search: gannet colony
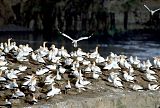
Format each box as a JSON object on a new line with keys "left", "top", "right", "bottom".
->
{"left": 0, "top": 38, "right": 159, "bottom": 107}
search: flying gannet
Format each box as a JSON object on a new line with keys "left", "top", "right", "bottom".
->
{"left": 144, "top": 4, "right": 160, "bottom": 15}
{"left": 58, "top": 29, "right": 93, "bottom": 47}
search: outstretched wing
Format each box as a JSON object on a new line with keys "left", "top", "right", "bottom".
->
{"left": 77, "top": 33, "right": 93, "bottom": 41}
{"left": 58, "top": 30, "right": 73, "bottom": 41}
{"left": 154, "top": 8, "right": 160, "bottom": 13}
{"left": 88, "top": 33, "right": 94, "bottom": 38}
{"left": 144, "top": 4, "right": 151, "bottom": 12}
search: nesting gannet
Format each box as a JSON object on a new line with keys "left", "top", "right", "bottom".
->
{"left": 103, "top": 62, "right": 112, "bottom": 70}
{"left": 89, "top": 46, "right": 99, "bottom": 59}
{"left": 14, "top": 88, "right": 25, "bottom": 97}
{"left": 64, "top": 58, "right": 73, "bottom": 66}
{"left": 124, "top": 60, "right": 132, "bottom": 69}
{"left": 18, "top": 65, "right": 27, "bottom": 71}
{"left": 148, "top": 83, "right": 160, "bottom": 91}
{"left": 5, "top": 70, "right": 18, "bottom": 80}
{"left": 0, "top": 66, "right": 8, "bottom": 71}
{"left": 75, "top": 77, "right": 86, "bottom": 91}
{"left": 58, "top": 65, "right": 66, "bottom": 74}
{"left": 65, "top": 80, "right": 71, "bottom": 90}
{"left": 153, "top": 57, "right": 160, "bottom": 68}
{"left": 44, "top": 74, "right": 56, "bottom": 85}
{"left": 82, "top": 60, "right": 91, "bottom": 66}
{"left": 55, "top": 70, "right": 62, "bottom": 81}
{"left": 76, "top": 56, "right": 84, "bottom": 62}
{"left": 76, "top": 48, "right": 87, "bottom": 57}
{"left": 71, "top": 67, "right": 80, "bottom": 77}
{"left": 58, "top": 46, "right": 70, "bottom": 58}
{"left": 130, "top": 84, "right": 143, "bottom": 91}
{"left": 129, "top": 67, "right": 134, "bottom": 76}
{"left": 28, "top": 77, "right": 37, "bottom": 92}
{"left": 113, "top": 77, "right": 123, "bottom": 88}
{"left": 46, "top": 64, "right": 57, "bottom": 71}
{"left": 144, "top": 4, "right": 160, "bottom": 16}
{"left": 0, "top": 59, "right": 7, "bottom": 66}
{"left": 129, "top": 56, "right": 134, "bottom": 64}
{"left": 146, "top": 67, "right": 155, "bottom": 75}
{"left": 36, "top": 54, "right": 45, "bottom": 63}
{"left": 47, "top": 83, "right": 61, "bottom": 98}
{"left": 79, "top": 77, "right": 91, "bottom": 86}
{"left": 50, "top": 44, "right": 58, "bottom": 56}
{"left": 0, "top": 43, "right": 4, "bottom": 50}
{"left": 4, "top": 43, "right": 9, "bottom": 53}
{"left": 92, "top": 71, "right": 99, "bottom": 79}
{"left": 123, "top": 71, "right": 134, "bottom": 82}
{"left": 5, "top": 79, "right": 18, "bottom": 89}
{"left": 84, "top": 63, "right": 92, "bottom": 73}
{"left": 145, "top": 72, "right": 157, "bottom": 82}
{"left": 145, "top": 59, "right": 152, "bottom": 68}
{"left": 91, "top": 62, "right": 101, "bottom": 73}
{"left": 95, "top": 54, "right": 105, "bottom": 63}
{"left": 36, "top": 68, "right": 49, "bottom": 75}
{"left": 107, "top": 72, "right": 121, "bottom": 83}
{"left": 133, "top": 56, "right": 140, "bottom": 65}
{"left": 59, "top": 30, "right": 93, "bottom": 47}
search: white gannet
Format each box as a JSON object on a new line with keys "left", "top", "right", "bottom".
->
{"left": 84, "top": 63, "right": 92, "bottom": 73}
{"left": 95, "top": 54, "right": 105, "bottom": 63}
{"left": 28, "top": 77, "right": 37, "bottom": 92}
{"left": 148, "top": 83, "right": 160, "bottom": 91}
{"left": 50, "top": 44, "right": 58, "bottom": 56}
{"left": 89, "top": 46, "right": 99, "bottom": 59}
{"left": 36, "top": 68, "right": 49, "bottom": 75}
{"left": 0, "top": 59, "right": 7, "bottom": 66}
{"left": 58, "top": 46, "right": 70, "bottom": 58}
{"left": 145, "top": 72, "right": 157, "bottom": 82}
{"left": 92, "top": 71, "right": 99, "bottom": 79}
{"left": 91, "top": 62, "right": 101, "bottom": 73}
{"left": 130, "top": 84, "right": 143, "bottom": 91}
{"left": 5, "top": 79, "right": 18, "bottom": 89}
{"left": 79, "top": 77, "right": 91, "bottom": 86}
{"left": 64, "top": 58, "right": 73, "bottom": 66}
{"left": 65, "top": 80, "right": 71, "bottom": 90}
{"left": 59, "top": 30, "right": 93, "bottom": 47}
{"left": 146, "top": 67, "right": 155, "bottom": 75}
{"left": 5, "top": 70, "right": 18, "bottom": 80}
{"left": 103, "top": 62, "right": 112, "bottom": 70}
{"left": 44, "top": 74, "right": 56, "bottom": 85}
{"left": 76, "top": 48, "right": 87, "bottom": 56}
{"left": 55, "top": 70, "right": 62, "bottom": 81}
{"left": 113, "top": 77, "right": 123, "bottom": 88}
{"left": 14, "top": 88, "right": 25, "bottom": 97}
{"left": 46, "top": 64, "right": 57, "bottom": 71}
{"left": 123, "top": 71, "right": 134, "bottom": 82}
{"left": 107, "top": 72, "right": 121, "bottom": 83}
{"left": 18, "top": 65, "right": 27, "bottom": 71}
{"left": 145, "top": 59, "right": 152, "bottom": 68}
{"left": 47, "top": 83, "right": 61, "bottom": 98}
{"left": 75, "top": 77, "right": 86, "bottom": 91}
{"left": 144, "top": 4, "right": 160, "bottom": 16}
{"left": 58, "top": 65, "right": 66, "bottom": 74}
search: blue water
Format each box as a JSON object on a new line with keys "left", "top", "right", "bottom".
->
{"left": 0, "top": 32, "right": 160, "bottom": 60}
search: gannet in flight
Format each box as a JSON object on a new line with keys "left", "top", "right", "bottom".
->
{"left": 58, "top": 29, "right": 93, "bottom": 47}
{"left": 144, "top": 4, "right": 160, "bottom": 15}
